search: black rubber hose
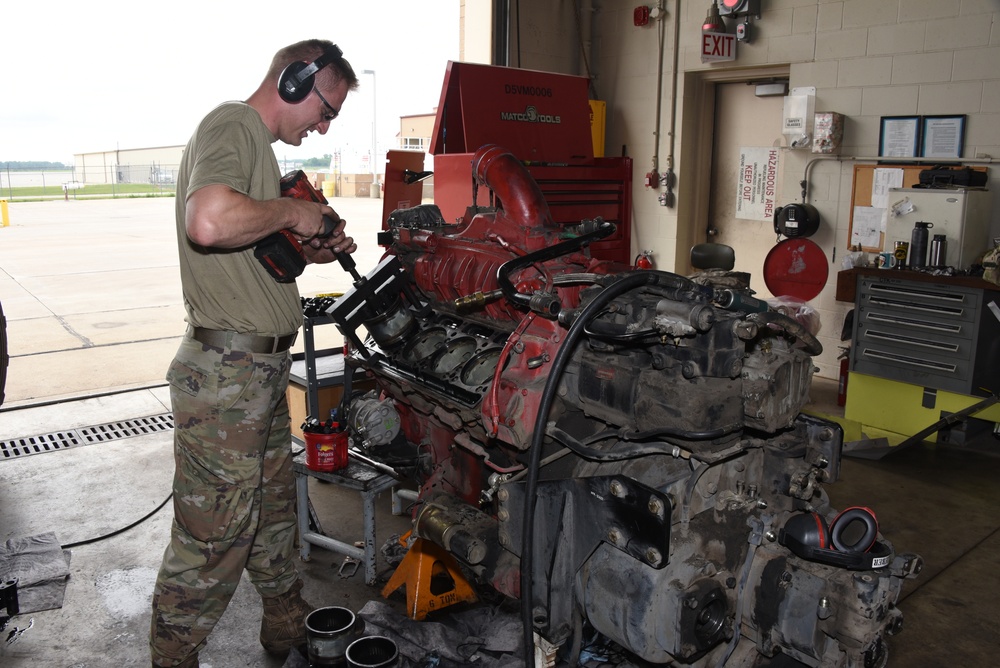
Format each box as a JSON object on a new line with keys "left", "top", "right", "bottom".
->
{"left": 62, "top": 493, "right": 173, "bottom": 548}
{"left": 746, "top": 310, "right": 823, "bottom": 356}
{"left": 550, "top": 427, "right": 689, "bottom": 461}
{"left": 497, "top": 221, "right": 617, "bottom": 312}
{"left": 519, "top": 270, "right": 660, "bottom": 668}
{"left": 585, "top": 422, "right": 740, "bottom": 444}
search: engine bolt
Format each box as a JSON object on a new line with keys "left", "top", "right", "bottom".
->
{"left": 645, "top": 547, "right": 662, "bottom": 565}
{"left": 765, "top": 531, "right": 776, "bottom": 542}
{"left": 497, "top": 509, "right": 509, "bottom": 522}
{"left": 608, "top": 528, "right": 622, "bottom": 545}
{"left": 499, "top": 532, "right": 509, "bottom": 546}
{"left": 818, "top": 597, "right": 832, "bottom": 620}
{"left": 497, "top": 488, "right": 509, "bottom": 501}
{"left": 648, "top": 497, "right": 664, "bottom": 516}
{"left": 757, "top": 500, "right": 768, "bottom": 509}
{"left": 610, "top": 480, "right": 626, "bottom": 498}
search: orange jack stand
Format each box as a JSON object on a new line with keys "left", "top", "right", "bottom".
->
{"left": 381, "top": 537, "right": 478, "bottom": 620}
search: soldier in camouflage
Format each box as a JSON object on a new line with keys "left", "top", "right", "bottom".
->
{"left": 149, "top": 40, "right": 359, "bottom": 668}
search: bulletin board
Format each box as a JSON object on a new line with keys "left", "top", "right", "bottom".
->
{"left": 847, "top": 164, "right": 988, "bottom": 251}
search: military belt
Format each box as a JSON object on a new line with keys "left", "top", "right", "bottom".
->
{"left": 190, "top": 327, "right": 297, "bottom": 354}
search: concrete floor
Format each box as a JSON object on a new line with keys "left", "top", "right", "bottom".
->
{"left": 1, "top": 199, "right": 998, "bottom": 667}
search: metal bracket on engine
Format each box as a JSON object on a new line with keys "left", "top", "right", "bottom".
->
{"left": 498, "top": 476, "right": 671, "bottom": 639}
{"left": 499, "top": 475, "right": 671, "bottom": 569}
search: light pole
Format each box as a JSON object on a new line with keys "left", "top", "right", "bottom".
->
{"left": 362, "top": 69, "right": 377, "bottom": 179}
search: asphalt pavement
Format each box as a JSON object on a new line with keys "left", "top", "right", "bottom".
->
{"left": 0, "top": 195, "right": 390, "bottom": 410}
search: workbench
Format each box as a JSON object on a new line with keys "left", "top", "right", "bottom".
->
{"left": 293, "top": 453, "right": 401, "bottom": 585}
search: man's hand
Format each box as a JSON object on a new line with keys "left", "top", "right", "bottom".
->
{"left": 302, "top": 215, "right": 356, "bottom": 264}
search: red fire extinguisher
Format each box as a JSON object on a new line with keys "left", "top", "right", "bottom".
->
{"left": 837, "top": 347, "right": 850, "bottom": 407}
{"left": 635, "top": 250, "right": 654, "bottom": 270}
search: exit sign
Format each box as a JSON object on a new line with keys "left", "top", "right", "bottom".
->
{"left": 701, "top": 31, "right": 736, "bottom": 63}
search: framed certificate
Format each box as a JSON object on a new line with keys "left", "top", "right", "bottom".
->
{"left": 878, "top": 116, "right": 920, "bottom": 158}
{"left": 920, "top": 115, "right": 966, "bottom": 158}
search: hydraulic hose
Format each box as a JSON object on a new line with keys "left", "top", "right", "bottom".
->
{"left": 496, "top": 220, "right": 617, "bottom": 315}
{"left": 745, "top": 310, "right": 823, "bottom": 356}
{"left": 520, "top": 270, "right": 667, "bottom": 668}
{"left": 550, "top": 426, "right": 693, "bottom": 461}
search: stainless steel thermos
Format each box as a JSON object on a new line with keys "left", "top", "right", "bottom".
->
{"left": 909, "top": 221, "right": 933, "bottom": 269}
{"left": 930, "top": 234, "right": 946, "bottom": 267}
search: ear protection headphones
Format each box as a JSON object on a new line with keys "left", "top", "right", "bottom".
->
{"left": 783, "top": 506, "right": 878, "bottom": 554}
{"left": 779, "top": 506, "right": 881, "bottom": 570}
{"left": 828, "top": 506, "right": 879, "bottom": 553}
{"left": 278, "top": 44, "right": 343, "bottom": 103}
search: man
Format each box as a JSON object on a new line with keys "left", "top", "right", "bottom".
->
{"left": 150, "top": 39, "right": 359, "bottom": 668}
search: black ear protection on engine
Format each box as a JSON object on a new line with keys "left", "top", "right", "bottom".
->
{"left": 779, "top": 506, "right": 884, "bottom": 570}
{"left": 278, "top": 44, "right": 343, "bottom": 103}
{"left": 829, "top": 506, "right": 879, "bottom": 553}
{"left": 781, "top": 511, "right": 831, "bottom": 550}
{"left": 781, "top": 506, "right": 878, "bottom": 555}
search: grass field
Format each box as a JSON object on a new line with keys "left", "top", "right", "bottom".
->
{"left": 1, "top": 182, "right": 176, "bottom": 201}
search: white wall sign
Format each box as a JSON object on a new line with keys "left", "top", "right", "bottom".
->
{"left": 735, "top": 147, "right": 780, "bottom": 221}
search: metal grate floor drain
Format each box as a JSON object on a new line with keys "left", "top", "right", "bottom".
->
{"left": 1, "top": 413, "right": 174, "bottom": 460}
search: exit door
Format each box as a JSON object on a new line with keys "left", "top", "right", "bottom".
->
{"left": 707, "top": 82, "right": 784, "bottom": 297}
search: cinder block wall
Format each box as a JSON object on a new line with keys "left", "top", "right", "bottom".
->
{"left": 515, "top": 0, "right": 1000, "bottom": 380}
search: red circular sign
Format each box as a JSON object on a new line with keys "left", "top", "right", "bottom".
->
{"left": 763, "top": 238, "right": 829, "bottom": 301}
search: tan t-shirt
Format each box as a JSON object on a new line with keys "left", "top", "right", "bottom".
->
{"left": 175, "top": 102, "right": 301, "bottom": 337}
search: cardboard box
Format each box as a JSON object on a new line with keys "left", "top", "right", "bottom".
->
{"left": 287, "top": 377, "right": 375, "bottom": 441}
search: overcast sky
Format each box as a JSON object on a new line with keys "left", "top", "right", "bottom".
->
{"left": 1, "top": 1, "right": 461, "bottom": 164}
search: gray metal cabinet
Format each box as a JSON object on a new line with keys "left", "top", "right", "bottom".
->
{"left": 851, "top": 274, "right": 1000, "bottom": 397}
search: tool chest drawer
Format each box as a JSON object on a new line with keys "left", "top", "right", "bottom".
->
{"left": 851, "top": 275, "right": 1000, "bottom": 396}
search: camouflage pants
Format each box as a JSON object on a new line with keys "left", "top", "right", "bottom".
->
{"left": 150, "top": 334, "right": 299, "bottom": 666}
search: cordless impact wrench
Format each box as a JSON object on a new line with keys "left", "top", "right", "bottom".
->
{"left": 254, "top": 170, "right": 361, "bottom": 282}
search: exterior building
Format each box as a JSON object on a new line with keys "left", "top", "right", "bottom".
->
{"left": 74, "top": 146, "right": 184, "bottom": 185}
{"left": 399, "top": 111, "right": 436, "bottom": 153}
